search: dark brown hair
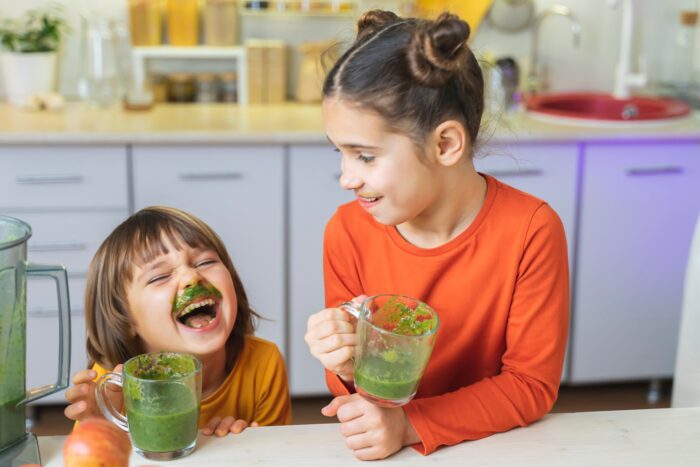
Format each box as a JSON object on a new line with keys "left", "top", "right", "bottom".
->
{"left": 85, "top": 206, "right": 259, "bottom": 371}
{"left": 324, "top": 10, "right": 484, "bottom": 151}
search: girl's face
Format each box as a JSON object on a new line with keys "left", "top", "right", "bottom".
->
{"left": 323, "top": 97, "right": 441, "bottom": 226}
{"left": 126, "top": 237, "right": 237, "bottom": 360}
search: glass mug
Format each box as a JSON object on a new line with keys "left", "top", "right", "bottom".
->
{"left": 340, "top": 294, "right": 439, "bottom": 407}
{"left": 96, "top": 352, "right": 202, "bottom": 460}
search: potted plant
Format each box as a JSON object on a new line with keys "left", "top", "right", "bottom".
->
{"left": 0, "top": 7, "right": 66, "bottom": 105}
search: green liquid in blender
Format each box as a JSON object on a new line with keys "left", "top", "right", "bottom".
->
{"left": 0, "top": 268, "right": 27, "bottom": 450}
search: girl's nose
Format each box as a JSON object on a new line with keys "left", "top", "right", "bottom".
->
{"left": 339, "top": 170, "right": 362, "bottom": 191}
{"left": 182, "top": 269, "right": 203, "bottom": 289}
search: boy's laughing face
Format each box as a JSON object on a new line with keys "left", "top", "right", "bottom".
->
{"left": 126, "top": 236, "right": 237, "bottom": 359}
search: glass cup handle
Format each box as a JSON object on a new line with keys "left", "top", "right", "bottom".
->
{"left": 338, "top": 301, "right": 361, "bottom": 319}
{"left": 95, "top": 372, "right": 129, "bottom": 432}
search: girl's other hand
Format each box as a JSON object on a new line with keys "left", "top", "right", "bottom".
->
{"left": 64, "top": 365, "right": 124, "bottom": 422}
{"left": 321, "top": 394, "right": 420, "bottom": 460}
{"left": 304, "top": 296, "right": 364, "bottom": 382}
{"left": 201, "top": 417, "right": 259, "bottom": 436}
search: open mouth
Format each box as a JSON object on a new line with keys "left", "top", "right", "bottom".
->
{"left": 175, "top": 298, "right": 218, "bottom": 329}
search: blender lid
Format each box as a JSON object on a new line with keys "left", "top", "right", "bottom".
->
{"left": 0, "top": 215, "right": 32, "bottom": 251}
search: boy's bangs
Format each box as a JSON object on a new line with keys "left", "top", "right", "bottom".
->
{"left": 129, "top": 216, "right": 216, "bottom": 267}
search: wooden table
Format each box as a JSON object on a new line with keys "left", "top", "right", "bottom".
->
{"left": 39, "top": 408, "right": 700, "bottom": 466}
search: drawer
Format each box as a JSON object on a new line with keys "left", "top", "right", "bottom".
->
{"left": 0, "top": 146, "right": 128, "bottom": 210}
{"left": 27, "top": 276, "right": 87, "bottom": 315}
{"left": 5, "top": 211, "right": 128, "bottom": 275}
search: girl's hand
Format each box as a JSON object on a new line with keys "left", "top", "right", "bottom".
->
{"left": 304, "top": 296, "right": 364, "bottom": 382}
{"left": 321, "top": 394, "right": 420, "bottom": 461}
{"left": 64, "top": 365, "right": 124, "bottom": 422}
{"left": 201, "top": 417, "right": 259, "bottom": 436}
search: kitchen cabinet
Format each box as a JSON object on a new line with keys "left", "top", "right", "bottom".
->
{"left": 132, "top": 145, "right": 286, "bottom": 354}
{"left": 571, "top": 142, "right": 700, "bottom": 383}
{"left": 475, "top": 143, "right": 579, "bottom": 382}
{"left": 288, "top": 145, "right": 354, "bottom": 395}
{"left": 0, "top": 145, "right": 129, "bottom": 403}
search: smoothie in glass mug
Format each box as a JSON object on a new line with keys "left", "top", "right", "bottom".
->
{"left": 340, "top": 294, "right": 439, "bottom": 407}
{"left": 96, "top": 352, "right": 202, "bottom": 460}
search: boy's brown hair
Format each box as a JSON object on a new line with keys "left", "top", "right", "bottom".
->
{"left": 85, "top": 206, "right": 259, "bottom": 370}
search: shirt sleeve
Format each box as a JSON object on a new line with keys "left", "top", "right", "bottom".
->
{"left": 403, "top": 204, "right": 570, "bottom": 454}
{"left": 253, "top": 344, "right": 293, "bottom": 426}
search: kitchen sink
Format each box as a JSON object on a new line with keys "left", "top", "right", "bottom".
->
{"left": 525, "top": 92, "right": 692, "bottom": 126}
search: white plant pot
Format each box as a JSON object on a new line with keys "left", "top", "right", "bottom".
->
{"left": 0, "top": 52, "right": 57, "bottom": 106}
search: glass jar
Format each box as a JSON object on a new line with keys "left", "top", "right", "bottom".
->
{"left": 152, "top": 74, "right": 169, "bottom": 102}
{"left": 204, "top": 0, "right": 238, "bottom": 46}
{"left": 219, "top": 71, "right": 238, "bottom": 102}
{"left": 195, "top": 73, "right": 220, "bottom": 102}
{"left": 128, "top": 0, "right": 162, "bottom": 46}
{"left": 167, "top": 0, "right": 200, "bottom": 46}
{"left": 167, "top": 73, "right": 196, "bottom": 102}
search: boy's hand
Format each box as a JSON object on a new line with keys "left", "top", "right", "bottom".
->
{"left": 304, "top": 296, "right": 364, "bottom": 382}
{"left": 201, "top": 417, "right": 259, "bottom": 436}
{"left": 64, "top": 365, "right": 124, "bottom": 422}
{"left": 322, "top": 394, "right": 420, "bottom": 461}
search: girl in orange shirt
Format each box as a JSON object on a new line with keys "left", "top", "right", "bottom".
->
{"left": 64, "top": 206, "right": 291, "bottom": 435}
{"left": 305, "top": 10, "right": 569, "bottom": 460}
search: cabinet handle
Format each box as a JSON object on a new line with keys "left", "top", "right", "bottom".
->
{"left": 486, "top": 168, "right": 544, "bottom": 178}
{"left": 16, "top": 174, "right": 84, "bottom": 185}
{"left": 625, "top": 166, "right": 684, "bottom": 176}
{"left": 29, "top": 241, "right": 87, "bottom": 252}
{"left": 178, "top": 172, "right": 244, "bottom": 181}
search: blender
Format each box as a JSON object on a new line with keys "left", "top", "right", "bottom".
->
{"left": 0, "top": 215, "right": 70, "bottom": 466}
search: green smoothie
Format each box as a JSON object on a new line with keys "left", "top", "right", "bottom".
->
{"left": 123, "top": 353, "right": 201, "bottom": 453}
{"left": 0, "top": 266, "right": 27, "bottom": 449}
{"left": 354, "top": 355, "right": 422, "bottom": 401}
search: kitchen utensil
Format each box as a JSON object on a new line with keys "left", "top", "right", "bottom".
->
{"left": 340, "top": 294, "right": 439, "bottom": 407}
{"left": 0, "top": 215, "right": 70, "bottom": 466}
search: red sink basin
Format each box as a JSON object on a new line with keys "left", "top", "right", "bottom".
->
{"left": 525, "top": 92, "right": 691, "bottom": 123}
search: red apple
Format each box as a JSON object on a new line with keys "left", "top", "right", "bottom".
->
{"left": 63, "top": 418, "right": 131, "bottom": 467}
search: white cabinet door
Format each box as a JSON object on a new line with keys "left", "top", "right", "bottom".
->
{"left": 132, "top": 145, "right": 286, "bottom": 355}
{"left": 476, "top": 143, "right": 578, "bottom": 382}
{"left": 571, "top": 142, "right": 700, "bottom": 383}
{"left": 289, "top": 145, "right": 354, "bottom": 395}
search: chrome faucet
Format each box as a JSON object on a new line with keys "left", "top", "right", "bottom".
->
{"left": 526, "top": 5, "right": 582, "bottom": 94}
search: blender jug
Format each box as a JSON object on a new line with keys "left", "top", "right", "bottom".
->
{"left": 0, "top": 215, "right": 70, "bottom": 465}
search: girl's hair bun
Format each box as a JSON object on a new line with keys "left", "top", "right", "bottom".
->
{"left": 408, "top": 12, "right": 471, "bottom": 87}
{"left": 357, "top": 9, "right": 402, "bottom": 40}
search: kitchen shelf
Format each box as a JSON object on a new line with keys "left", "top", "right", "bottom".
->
{"left": 132, "top": 46, "right": 249, "bottom": 105}
{"left": 239, "top": 0, "right": 357, "bottom": 17}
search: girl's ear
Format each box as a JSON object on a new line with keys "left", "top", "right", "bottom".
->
{"left": 433, "top": 120, "right": 469, "bottom": 167}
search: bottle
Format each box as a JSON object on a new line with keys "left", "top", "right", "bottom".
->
{"left": 672, "top": 11, "right": 697, "bottom": 88}
{"left": 167, "top": 0, "right": 200, "bottom": 46}
{"left": 219, "top": 72, "right": 238, "bottom": 102}
{"left": 167, "top": 73, "right": 196, "bottom": 102}
{"left": 195, "top": 73, "right": 220, "bottom": 102}
{"left": 204, "top": 0, "right": 239, "bottom": 46}
{"left": 128, "top": 0, "right": 162, "bottom": 46}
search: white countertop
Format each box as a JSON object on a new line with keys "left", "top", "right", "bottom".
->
{"left": 38, "top": 407, "right": 700, "bottom": 466}
{"left": 1, "top": 103, "right": 699, "bottom": 145}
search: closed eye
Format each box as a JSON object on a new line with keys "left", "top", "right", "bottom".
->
{"left": 147, "top": 274, "right": 169, "bottom": 285}
{"left": 358, "top": 154, "right": 374, "bottom": 163}
{"left": 195, "top": 259, "right": 218, "bottom": 268}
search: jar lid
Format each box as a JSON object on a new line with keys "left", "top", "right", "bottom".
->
{"left": 196, "top": 72, "right": 217, "bottom": 82}
{"left": 169, "top": 73, "right": 194, "bottom": 83}
{"left": 220, "top": 71, "right": 238, "bottom": 81}
{"left": 680, "top": 11, "right": 698, "bottom": 26}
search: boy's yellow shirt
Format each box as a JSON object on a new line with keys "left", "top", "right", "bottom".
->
{"left": 91, "top": 335, "right": 292, "bottom": 427}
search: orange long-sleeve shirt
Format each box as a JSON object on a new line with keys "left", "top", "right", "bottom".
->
{"left": 323, "top": 174, "right": 569, "bottom": 455}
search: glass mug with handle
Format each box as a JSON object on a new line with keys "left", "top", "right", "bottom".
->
{"left": 96, "top": 352, "right": 202, "bottom": 460}
{"left": 340, "top": 294, "right": 439, "bottom": 407}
